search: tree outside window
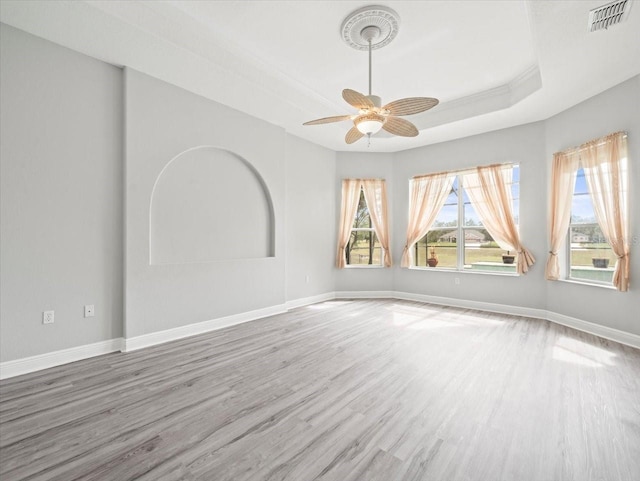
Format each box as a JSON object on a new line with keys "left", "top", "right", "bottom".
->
{"left": 346, "top": 188, "right": 382, "bottom": 266}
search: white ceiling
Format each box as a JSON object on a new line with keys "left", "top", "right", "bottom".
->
{"left": 1, "top": 0, "right": 639, "bottom": 152}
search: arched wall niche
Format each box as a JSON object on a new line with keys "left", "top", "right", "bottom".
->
{"left": 149, "top": 146, "right": 275, "bottom": 265}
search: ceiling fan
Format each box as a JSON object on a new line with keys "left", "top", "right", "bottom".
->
{"left": 303, "top": 6, "right": 439, "bottom": 145}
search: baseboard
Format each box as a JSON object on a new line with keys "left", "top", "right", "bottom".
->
{"left": 124, "top": 303, "right": 288, "bottom": 352}
{"left": 0, "top": 338, "right": 124, "bottom": 380}
{"left": 3, "top": 291, "right": 637, "bottom": 379}
{"left": 392, "top": 291, "right": 640, "bottom": 349}
{"left": 335, "top": 290, "right": 639, "bottom": 350}
{"left": 546, "top": 311, "right": 640, "bottom": 349}
{"left": 393, "top": 291, "right": 548, "bottom": 320}
{"left": 335, "top": 290, "right": 395, "bottom": 299}
{"left": 285, "top": 292, "right": 336, "bottom": 310}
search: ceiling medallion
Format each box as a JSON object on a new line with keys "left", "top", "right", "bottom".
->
{"left": 340, "top": 5, "right": 400, "bottom": 51}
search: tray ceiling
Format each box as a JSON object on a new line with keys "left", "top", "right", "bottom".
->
{"left": 1, "top": 1, "right": 638, "bottom": 152}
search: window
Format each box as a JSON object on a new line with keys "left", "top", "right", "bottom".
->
{"left": 413, "top": 165, "right": 520, "bottom": 274}
{"left": 546, "top": 131, "right": 628, "bottom": 291}
{"left": 337, "top": 179, "right": 390, "bottom": 268}
{"left": 568, "top": 168, "right": 615, "bottom": 285}
{"left": 346, "top": 187, "right": 382, "bottom": 266}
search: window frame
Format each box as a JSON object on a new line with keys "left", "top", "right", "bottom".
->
{"left": 565, "top": 168, "right": 615, "bottom": 287}
{"left": 345, "top": 187, "right": 384, "bottom": 268}
{"left": 410, "top": 164, "right": 519, "bottom": 275}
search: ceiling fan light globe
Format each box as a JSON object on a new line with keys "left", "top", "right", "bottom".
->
{"left": 355, "top": 112, "right": 385, "bottom": 135}
{"left": 356, "top": 120, "right": 383, "bottom": 135}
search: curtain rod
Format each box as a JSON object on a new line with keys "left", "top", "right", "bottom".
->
{"left": 341, "top": 178, "right": 386, "bottom": 182}
{"left": 411, "top": 161, "right": 515, "bottom": 181}
{"left": 554, "top": 131, "right": 627, "bottom": 157}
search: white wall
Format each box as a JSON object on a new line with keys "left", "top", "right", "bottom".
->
{"left": 544, "top": 75, "right": 640, "bottom": 336}
{"left": 0, "top": 26, "right": 338, "bottom": 363}
{"left": 124, "top": 68, "right": 287, "bottom": 338}
{"left": 0, "top": 24, "right": 123, "bottom": 361}
{"left": 285, "top": 134, "right": 336, "bottom": 301}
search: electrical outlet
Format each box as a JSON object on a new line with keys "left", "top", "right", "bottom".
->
{"left": 84, "top": 305, "right": 95, "bottom": 318}
{"left": 454, "top": 277, "right": 461, "bottom": 285}
{"left": 305, "top": 275, "right": 310, "bottom": 284}
{"left": 43, "top": 310, "right": 54, "bottom": 324}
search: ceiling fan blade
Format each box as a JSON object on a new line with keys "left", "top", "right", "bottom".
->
{"left": 383, "top": 116, "right": 419, "bottom": 137}
{"left": 303, "top": 115, "right": 353, "bottom": 126}
{"left": 345, "top": 126, "right": 364, "bottom": 144}
{"left": 382, "top": 97, "right": 439, "bottom": 116}
{"left": 343, "top": 89, "right": 374, "bottom": 109}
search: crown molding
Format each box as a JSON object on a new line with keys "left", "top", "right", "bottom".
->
{"left": 414, "top": 64, "right": 542, "bottom": 129}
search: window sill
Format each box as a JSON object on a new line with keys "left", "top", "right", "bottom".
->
{"left": 408, "top": 266, "right": 519, "bottom": 277}
{"left": 344, "top": 265, "right": 385, "bottom": 269}
{"left": 556, "top": 278, "right": 617, "bottom": 290}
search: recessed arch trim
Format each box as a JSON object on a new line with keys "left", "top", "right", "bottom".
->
{"left": 149, "top": 145, "right": 275, "bottom": 265}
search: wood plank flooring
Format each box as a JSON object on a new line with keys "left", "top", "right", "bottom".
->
{"left": 1, "top": 299, "right": 639, "bottom": 480}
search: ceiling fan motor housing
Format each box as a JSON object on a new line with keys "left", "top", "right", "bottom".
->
{"left": 365, "top": 95, "right": 382, "bottom": 109}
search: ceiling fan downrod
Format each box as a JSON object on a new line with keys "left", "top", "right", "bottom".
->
{"left": 360, "top": 25, "right": 381, "bottom": 97}
{"left": 368, "top": 38, "right": 372, "bottom": 96}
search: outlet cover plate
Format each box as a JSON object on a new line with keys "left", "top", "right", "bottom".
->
{"left": 84, "top": 305, "right": 95, "bottom": 317}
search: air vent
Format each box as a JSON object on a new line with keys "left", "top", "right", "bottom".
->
{"left": 588, "top": 0, "right": 632, "bottom": 32}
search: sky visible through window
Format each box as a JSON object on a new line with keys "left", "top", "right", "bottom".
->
{"left": 433, "top": 166, "right": 520, "bottom": 226}
{"left": 430, "top": 167, "right": 611, "bottom": 258}
{"left": 434, "top": 178, "right": 458, "bottom": 225}
{"left": 571, "top": 169, "right": 597, "bottom": 223}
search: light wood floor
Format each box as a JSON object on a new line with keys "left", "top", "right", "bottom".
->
{"left": 1, "top": 299, "right": 639, "bottom": 481}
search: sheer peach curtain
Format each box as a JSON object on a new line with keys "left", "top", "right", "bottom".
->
{"left": 401, "top": 173, "right": 455, "bottom": 267}
{"left": 582, "top": 132, "right": 630, "bottom": 291}
{"left": 465, "top": 165, "right": 535, "bottom": 275}
{"left": 546, "top": 151, "right": 579, "bottom": 280}
{"left": 362, "top": 179, "right": 392, "bottom": 267}
{"left": 336, "top": 179, "right": 362, "bottom": 268}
